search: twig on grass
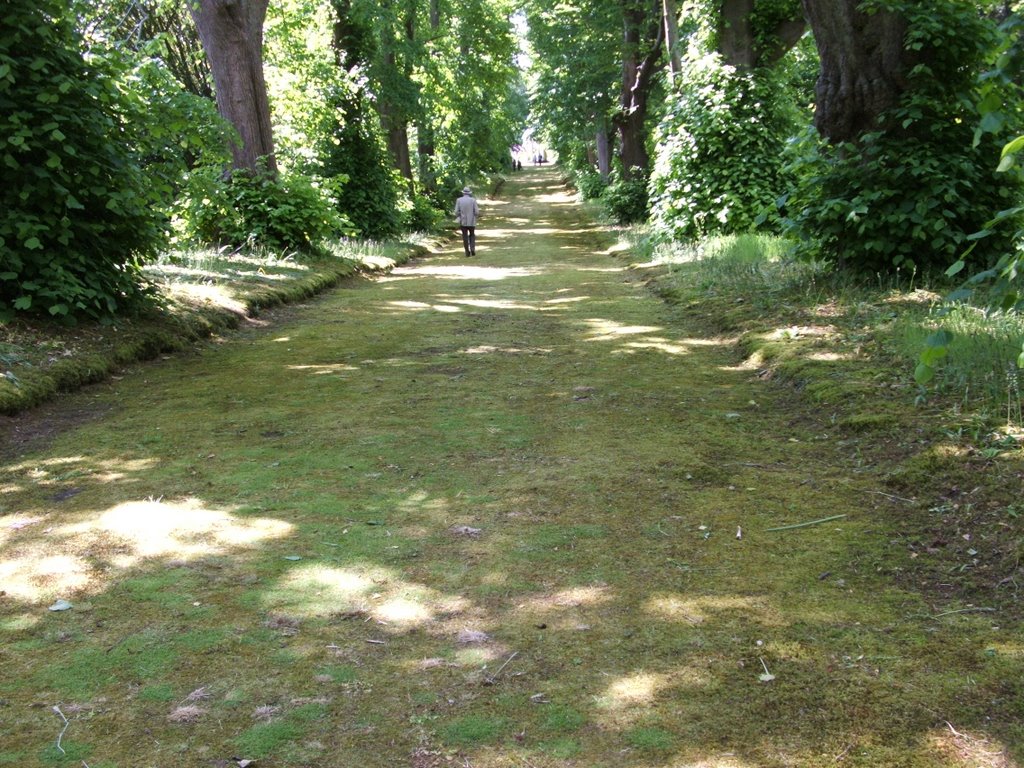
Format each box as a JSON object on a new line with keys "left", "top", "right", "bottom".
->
{"left": 52, "top": 706, "right": 70, "bottom": 755}
{"left": 766, "top": 514, "right": 847, "bottom": 532}
{"left": 484, "top": 651, "right": 519, "bottom": 685}
{"left": 931, "top": 607, "right": 996, "bottom": 619}
{"left": 868, "top": 490, "right": 916, "bottom": 504}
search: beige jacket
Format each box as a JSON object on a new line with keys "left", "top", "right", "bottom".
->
{"left": 454, "top": 194, "right": 480, "bottom": 227}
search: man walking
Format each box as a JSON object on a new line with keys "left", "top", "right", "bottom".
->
{"left": 454, "top": 186, "right": 480, "bottom": 257}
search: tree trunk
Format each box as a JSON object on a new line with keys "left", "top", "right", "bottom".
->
{"left": 663, "top": 0, "right": 682, "bottom": 83}
{"left": 718, "top": 0, "right": 806, "bottom": 70}
{"left": 596, "top": 123, "right": 612, "bottom": 180}
{"left": 381, "top": 98, "right": 414, "bottom": 185}
{"left": 616, "top": 1, "right": 663, "bottom": 179}
{"left": 190, "top": 0, "right": 275, "bottom": 174}
{"left": 718, "top": 0, "right": 756, "bottom": 68}
{"left": 801, "top": 0, "right": 909, "bottom": 143}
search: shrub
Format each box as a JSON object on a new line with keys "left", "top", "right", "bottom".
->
{"left": 176, "top": 166, "right": 355, "bottom": 252}
{"left": 783, "top": 0, "right": 1024, "bottom": 276}
{"left": 782, "top": 124, "right": 1021, "bottom": 276}
{"left": 320, "top": 94, "right": 403, "bottom": 240}
{"left": 0, "top": 0, "right": 166, "bottom": 319}
{"left": 400, "top": 193, "right": 443, "bottom": 233}
{"left": 649, "top": 54, "right": 796, "bottom": 241}
{"left": 602, "top": 171, "right": 649, "bottom": 225}
{"left": 574, "top": 169, "right": 608, "bottom": 201}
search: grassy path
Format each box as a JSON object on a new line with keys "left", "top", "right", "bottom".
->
{"left": 1, "top": 168, "right": 1019, "bottom": 767}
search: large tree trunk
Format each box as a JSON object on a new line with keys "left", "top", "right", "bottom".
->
{"left": 615, "top": 1, "right": 663, "bottom": 179}
{"left": 718, "top": 0, "right": 806, "bottom": 70}
{"left": 801, "top": 0, "right": 909, "bottom": 143}
{"left": 190, "top": 0, "right": 275, "bottom": 174}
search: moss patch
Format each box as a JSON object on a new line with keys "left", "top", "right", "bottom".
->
{"left": 1, "top": 168, "right": 1021, "bottom": 767}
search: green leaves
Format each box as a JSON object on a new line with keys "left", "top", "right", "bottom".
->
{"left": 1, "top": 0, "right": 165, "bottom": 319}
{"left": 914, "top": 330, "right": 954, "bottom": 385}
{"left": 650, "top": 58, "right": 797, "bottom": 240}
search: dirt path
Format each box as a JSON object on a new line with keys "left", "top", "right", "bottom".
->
{"left": 0, "top": 168, "right": 1016, "bottom": 767}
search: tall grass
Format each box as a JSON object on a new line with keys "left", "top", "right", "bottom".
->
{"left": 659, "top": 233, "right": 828, "bottom": 309}
{"left": 901, "top": 305, "right": 1024, "bottom": 417}
{"left": 652, "top": 232, "right": 1024, "bottom": 422}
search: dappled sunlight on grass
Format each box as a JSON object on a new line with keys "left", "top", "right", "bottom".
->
{"left": 462, "top": 345, "right": 552, "bottom": 355}
{"left": 807, "top": 351, "right": 856, "bottom": 362}
{"left": 517, "top": 585, "right": 612, "bottom": 614}
{"left": 263, "top": 562, "right": 471, "bottom": 630}
{"left": 384, "top": 299, "right": 463, "bottom": 313}
{"left": 643, "top": 594, "right": 777, "bottom": 626}
{"left": 287, "top": 363, "right": 360, "bottom": 374}
{"left": 384, "top": 265, "right": 547, "bottom": 281}
{"left": 621, "top": 339, "right": 693, "bottom": 356}
{"left": 768, "top": 324, "right": 836, "bottom": 340}
{"left": 584, "top": 319, "right": 664, "bottom": 339}
{"left": 1, "top": 455, "right": 157, "bottom": 497}
{"left": 162, "top": 282, "right": 249, "bottom": 316}
{"left": 1, "top": 498, "right": 293, "bottom": 602}
{"left": 925, "top": 723, "right": 1021, "bottom": 768}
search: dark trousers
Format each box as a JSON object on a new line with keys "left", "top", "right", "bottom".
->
{"left": 460, "top": 226, "right": 476, "bottom": 256}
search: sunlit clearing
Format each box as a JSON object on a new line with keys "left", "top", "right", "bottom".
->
{"left": 274, "top": 336, "right": 292, "bottom": 342}
{"left": 0, "top": 498, "right": 292, "bottom": 602}
{"left": 287, "top": 363, "right": 359, "bottom": 374}
{"left": 387, "top": 265, "right": 544, "bottom": 281}
{"left": 584, "top": 318, "right": 663, "bottom": 341}
{"left": 926, "top": 722, "right": 1020, "bottom": 768}
{"left": 162, "top": 283, "right": 247, "bottom": 316}
{"left": 644, "top": 594, "right": 775, "bottom": 625}
{"left": 545, "top": 296, "right": 588, "bottom": 304}
{"left": 265, "top": 564, "right": 468, "bottom": 629}
{"left": 518, "top": 585, "right": 611, "bottom": 613}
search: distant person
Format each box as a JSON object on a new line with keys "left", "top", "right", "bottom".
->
{"left": 454, "top": 186, "right": 480, "bottom": 257}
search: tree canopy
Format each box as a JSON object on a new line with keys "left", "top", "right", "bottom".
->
{"left": 3, "top": 0, "right": 1024, "bottom": 321}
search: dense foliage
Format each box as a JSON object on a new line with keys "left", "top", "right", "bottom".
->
{"left": 0, "top": 1, "right": 169, "bottom": 319}
{"left": 176, "top": 166, "right": 354, "bottom": 252}
{"left": 784, "top": 0, "right": 1024, "bottom": 275}
{"left": 650, "top": 55, "right": 796, "bottom": 239}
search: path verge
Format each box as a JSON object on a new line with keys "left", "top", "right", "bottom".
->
{"left": 0, "top": 239, "right": 436, "bottom": 415}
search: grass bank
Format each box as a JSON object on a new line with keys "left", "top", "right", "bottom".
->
{"left": 628, "top": 231, "right": 1023, "bottom": 613}
{"left": 0, "top": 237, "right": 435, "bottom": 416}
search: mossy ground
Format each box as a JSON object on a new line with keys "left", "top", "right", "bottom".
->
{"left": 1, "top": 168, "right": 1022, "bottom": 767}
